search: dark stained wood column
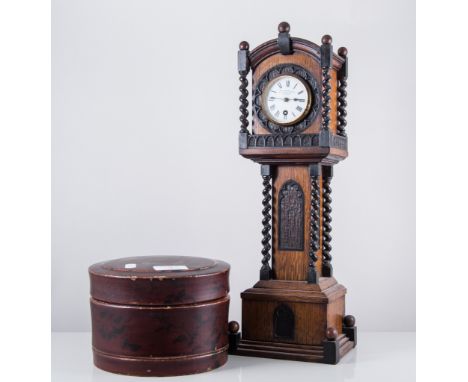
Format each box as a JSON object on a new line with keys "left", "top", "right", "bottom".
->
{"left": 337, "top": 47, "right": 348, "bottom": 137}
{"left": 308, "top": 164, "right": 321, "bottom": 283}
{"left": 322, "top": 165, "right": 333, "bottom": 277}
{"left": 320, "top": 35, "right": 333, "bottom": 134}
{"left": 238, "top": 41, "right": 250, "bottom": 134}
{"left": 260, "top": 164, "right": 273, "bottom": 280}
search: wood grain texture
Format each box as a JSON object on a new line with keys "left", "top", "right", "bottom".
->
{"left": 252, "top": 51, "right": 338, "bottom": 135}
{"left": 239, "top": 146, "right": 348, "bottom": 165}
{"left": 272, "top": 165, "right": 323, "bottom": 280}
{"left": 242, "top": 300, "right": 326, "bottom": 345}
{"left": 327, "top": 295, "right": 345, "bottom": 335}
{"left": 254, "top": 277, "right": 337, "bottom": 291}
{"left": 232, "top": 335, "right": 354, "bottom": 364}
{"left": 249, "top": 38, "right": 345, "bottom": 73}
{"left": 329, "top": 69, "right": 338, "bottom": 134}
{"left": 240, "top": 280, "right": 346, "bottom": 345}
{"left": 241, "top": 284, "right": 345, "bottom": 304}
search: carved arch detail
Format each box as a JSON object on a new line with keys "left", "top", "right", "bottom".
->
{"left": 278, "top": 180, "right": 305, "bottom": 251}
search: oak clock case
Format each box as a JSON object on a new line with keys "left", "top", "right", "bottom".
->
{"left": 228, "top": 23, "right": 357, "bottom": 365}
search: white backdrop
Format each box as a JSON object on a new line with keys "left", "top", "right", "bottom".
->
{"left": 52, "top": 0, "right": 415, "bottom": 331}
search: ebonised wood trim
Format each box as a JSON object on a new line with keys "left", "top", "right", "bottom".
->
{"left": 249, "top": 38, "right": 344, "bottom": 71}
{"left": 260, "top": 165, "right": 273, "bottom": 280}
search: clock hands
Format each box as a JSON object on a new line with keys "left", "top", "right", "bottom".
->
{"left": 269, "top": 97, "right": 305, "bottom": 102}
{"left": 267, "top": 80, "right": 308, "bottom": 123}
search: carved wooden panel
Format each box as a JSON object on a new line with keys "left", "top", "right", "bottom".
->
{"left": 278, "top": 180, "right": 304, "bottom": 251}
{"left": 272, "top": 166, "right": 323, "bottom": 281}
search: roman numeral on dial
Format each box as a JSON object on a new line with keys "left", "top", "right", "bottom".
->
{"left": 296, "top": 106, "right": 303, "bottom": 112}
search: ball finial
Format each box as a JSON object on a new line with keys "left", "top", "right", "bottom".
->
{"left": 278, "top": 22, "right": 290, "bottom": 33}
{"left": 338, "top": 47, "right": 348, "bottom": 57}
{"left": 228, "top": 321, "right": 240, "bottom": 334}
{"left": 326, "top": 327, "right": 338, "bottom": 340}
{"left": 343, "top": 315, "right": 355, "bottom": 328}
{"left": 321, "top": 34, "right": 333, "bottom": 44}
{"left": 239, "top": 41, "right": 249, "bottom": 51}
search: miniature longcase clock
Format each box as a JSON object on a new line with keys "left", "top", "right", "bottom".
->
{"left": 228, "top": 22, "right": 357, "bottom": 364}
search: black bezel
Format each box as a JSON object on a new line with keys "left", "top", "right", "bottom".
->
{"left": 253, "top": 64, "right": 321, "bottom": 134}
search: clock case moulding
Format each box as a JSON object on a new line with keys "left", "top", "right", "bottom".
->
{"left": 229, "top": 22, "right": 357, "bottom": 365}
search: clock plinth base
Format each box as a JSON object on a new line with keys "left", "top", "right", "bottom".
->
{"left": 230, "top": 334, "right": 355, "bottom": 364}
{"left": 228, "top": 277, "right": 357, "bottom": 364}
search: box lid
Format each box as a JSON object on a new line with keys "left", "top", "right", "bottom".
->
{"left": 89, "top": 256, "right": 229, "bottom": 306}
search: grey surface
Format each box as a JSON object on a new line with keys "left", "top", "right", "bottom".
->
{"left": 52, "top": 332, "right": 416, "bottom": 381}
{"left": 52, "top": 0, "right": 415, "bottom": 331}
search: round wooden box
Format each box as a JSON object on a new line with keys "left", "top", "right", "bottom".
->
{"left": 89, "top": 256, "right": 230, "bottom": 377}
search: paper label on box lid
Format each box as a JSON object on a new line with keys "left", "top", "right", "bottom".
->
{"left": 153, "top": 265, "right": 189, "bottom": 271}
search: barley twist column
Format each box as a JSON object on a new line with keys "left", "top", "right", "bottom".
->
{"left": 337, "top": 47, "right": 348, "bottom": 137}
{"left": 308, "top": 164, "right": 321, "bottom": 283}
{"left": 260, "top": 165, "right": 272, "bottom": 280}
{"left": 238, "top": 41, "right": 250, "bottom": 134}
{"left": 320, "top": 35, "right": 333, "bottom": 133}
{"left": 322, "top": 166, "right": 333, "bottom": 277}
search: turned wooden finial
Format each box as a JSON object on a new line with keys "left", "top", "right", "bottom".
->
{"left": 338, "top": 46, "right": 348, "bottom": 57}
{"left": 321, "top": 34, "right": 333, "bottom": 45}
{"left": 343, "top": 315, "right": 356, "bottom": 328}
{"left": 277, "top": 22, "right": 292, "bottom": 55}
{"left": 239, "top": 41, "right": 249, "bottom": 51}
{"left": 326, "top": 327, "right": 338, "bottom": 340}
{"left": 228, "top": 321, "right": 240, "bottom": 334}
{"left": 278, "top": 21, "right": 290, "bottom": 33}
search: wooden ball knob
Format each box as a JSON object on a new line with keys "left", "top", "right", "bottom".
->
{"left": 343, "top": 315, "right": 355, "bottom": 328}
{"left": 228, "top": 321, "right": 240, "bottom": 334}
{"left": 278, "top": 22, "right": 290, "bottom": 33}
{"left": 338, "top": 47, "right": 348, "bottom": 57}
{"left": 321, "top": 34, "right": 333, "bottom": 44}
{"left": 326, "top": 327, "right": 338, "bottom": 340}
{"left": 239, "top": 41, "right": 249, "bottom": 51}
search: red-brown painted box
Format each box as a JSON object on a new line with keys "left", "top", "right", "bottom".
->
{"left": 89, "top": 256, "right": 230, "bottom": 376}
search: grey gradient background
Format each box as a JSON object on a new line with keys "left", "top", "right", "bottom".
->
{"left": 52, "top": 0, "right": 415, "bottom": 331}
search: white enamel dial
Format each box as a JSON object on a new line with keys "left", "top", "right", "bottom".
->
{"left": 262, "top": 75, "right": 312, "bottom": 125}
